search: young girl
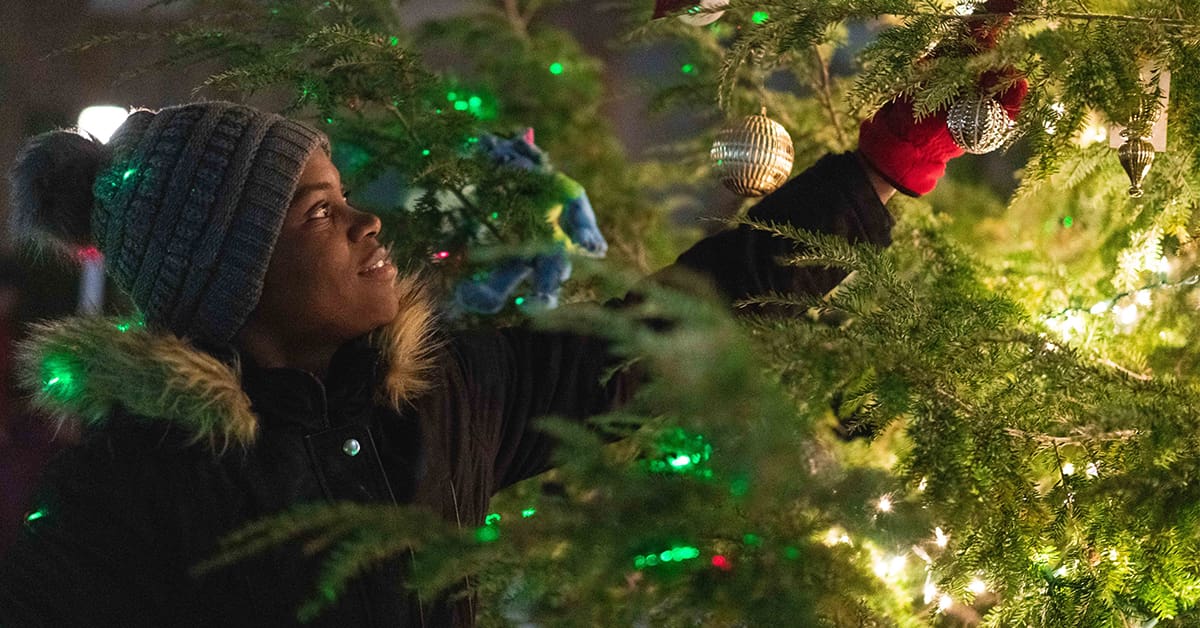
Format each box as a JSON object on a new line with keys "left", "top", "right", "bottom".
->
{"left": 0, "top": 80, "right": 1018, "bottom": 625}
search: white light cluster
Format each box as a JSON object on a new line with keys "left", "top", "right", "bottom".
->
{"left": 77, "top": 105, "right": 130, "bottom": 144}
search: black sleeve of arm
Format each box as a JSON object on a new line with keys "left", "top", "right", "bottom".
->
{"left": 663, "top": 151, "right": 894, "bottom": 302}
{"left": 450, "top": 328, "right": 636, "bottom": 493}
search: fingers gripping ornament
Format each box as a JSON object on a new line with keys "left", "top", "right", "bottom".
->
{"left": 454, "top": 129, "right": 608, "bottom": 314}
{"left": 710, "top": 109, "right": 795, "bottom": 197}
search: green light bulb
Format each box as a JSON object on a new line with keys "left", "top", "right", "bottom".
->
{"left": 548, "top": 62, "right": 564, "bottom": 75}
{"left": 751, "top": 11, "right": 769, "bottom": 24}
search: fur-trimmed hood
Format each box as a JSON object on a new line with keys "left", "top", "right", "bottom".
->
{"left": 15, "top": 274, "right": 441, "bottom": 452}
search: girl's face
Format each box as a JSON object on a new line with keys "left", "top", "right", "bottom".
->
{"left": 248, "top": 150, "right": 400, "bottom": 349}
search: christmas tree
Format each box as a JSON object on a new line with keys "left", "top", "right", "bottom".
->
{"left": 65, "top": 0, "right": 1200, "bottom": 625}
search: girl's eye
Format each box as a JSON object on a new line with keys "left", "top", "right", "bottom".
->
{"left": 309, "top": 203, "right": 332, "bottom": 220}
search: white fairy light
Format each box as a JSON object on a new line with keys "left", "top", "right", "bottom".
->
{"left": 1113, "top": 302, "right": 1141, "bottom": 326}
{"left": 967, "top": 578, "right": 988, "bottom": 595}
{"left": 1045, "top": 311, "right": 1086, "bottom": 342}
{"left": 1089, "top": 301, "right": 1111, "bottom": 315}
{"left": 918, "top": 477, "right": 928, "bottom": 492}
{"left": 823, "top": 527, "right": 851, "bottom": 546}
{"left": 934, "top": 527, "right": 949, "bottom": 548}
{"left": 938, "top": 594, "right": 954, "bottom": 612}
{"left": 923, "top": 576, "right": 939, "bottom": 604}
{"left": 1085, "top": 462, "right": 1099, "bottom": 478}
{"left": 77, "top": 105, "right": 129, "bottom": 144}
{"left": 1078, "top": 115, "right": 1109, "bottom": 146}
{"left": 1045, "top": 102, "right": 1067, "bottom": 135}
{"left": 877, "top": 495, "right": 893, "bottom": 513}
{"left": 872, "top": 553, "right": 907, "bottom": 581}
{"left": 1062, "top": 462, "right": 1075, "bottom": 476}
{"left": 953, "top": 0, "right": 982, "bottom": 15}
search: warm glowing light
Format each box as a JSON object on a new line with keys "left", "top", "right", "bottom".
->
{"left": 967, "top": 578, "right": 987, "bottom": 595}
{"left": 823, "top": 527, "right": 851, "bottom": 546}
{"left": 1085, "top": 462, "right": 1099, "bottom": 478}
{"left": 77, "top": 105, "right": 130, "bottom": 143}
{"left": 1062, "top": 462, "right": 1075, "bottom": 475}
{"left": 1113, "top": 303, "right": 1140, "bottom": 326}
{"left": 917, "top": 477, "right": 928, "bottom": 492}
{"left": 938, "top": 594, "right": 954, "bottom": 612}
{"left": 923, "top": 576, "right": 939, "bottom": 604}
{"left": 934, "top": 527, "right": 949, "bottom": 548}
{"left": 876, "top": 495, "right": 893, "bottom": 513}
{"left": 872, "top": 554, "right": 906, "bottom": 580}
{"left": 1045, "top": 102, "right": 1067, "bottom": 135}
{"left": 1078, "top": 121, "right": 1108, "bottom": 146}
{"left": 1045, "top": 311, "right": 1086, "bottom": 342}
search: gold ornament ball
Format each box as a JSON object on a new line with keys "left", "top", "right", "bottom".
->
{"left": 1118, "top": 135, "right": 1155, "bottom": 198}
{"left": 946, "top": 95, "right": 1014, "bottom": 154}
{"left": 710, "top": 112, "right": 795, "bottom": 197}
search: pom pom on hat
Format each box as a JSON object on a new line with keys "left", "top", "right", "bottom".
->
{"left": 9, "top": 130, "right": 111, "bottom": 254}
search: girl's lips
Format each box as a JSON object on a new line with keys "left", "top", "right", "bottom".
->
{"left": 359, "top": 257, "right": 397, "bottom": 280}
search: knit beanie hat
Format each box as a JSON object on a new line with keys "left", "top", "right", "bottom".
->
{"left": 9, "top": 101, "right": 329, "bottom": 345}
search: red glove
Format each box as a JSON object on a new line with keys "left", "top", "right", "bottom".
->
{"left": 857, "top": 0, "right": 1027, "bottom": 197}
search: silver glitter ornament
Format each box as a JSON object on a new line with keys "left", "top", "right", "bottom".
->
{"left": 710, "top": 110, "right": 794, "bottom": 197}
{"left": 1117, "top": 131, "right": 1155, "bottom": 198}
{"left": 946, "top": 94, "right": 1014, "bottom": 154}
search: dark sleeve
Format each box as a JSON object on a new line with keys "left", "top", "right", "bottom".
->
{"left": 469, "top": 152, "right": 892, "bottom": 491}
{"left": 661, "top": 151, "right": 893, "bottom": 302}
{"left": 0, "top": 433, "right": 187, "bottom": 628}
{"left": 448, "top": 328, "right": 637, "bottom": 492}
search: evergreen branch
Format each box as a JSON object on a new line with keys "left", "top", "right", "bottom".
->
{"left": 811, "top": 45, "right": 848, "bottom": 148}
{"left": 1004, "top": 427, "right": 1141, "bottom": 446}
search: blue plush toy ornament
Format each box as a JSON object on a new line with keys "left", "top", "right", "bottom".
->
{"left": 454, "top": 129, "right": 608, "bottom": 313}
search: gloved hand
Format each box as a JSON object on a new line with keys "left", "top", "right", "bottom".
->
{"left": 857, "top": 0, "right": 1028, "bottom": 197}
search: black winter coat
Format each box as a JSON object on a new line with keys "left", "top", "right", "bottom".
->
{"left": 0, "top": 153, "right": 893, "bottom": 627}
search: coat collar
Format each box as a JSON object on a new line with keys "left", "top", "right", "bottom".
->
{"left": 15, "top": 274, "right": 441, "bottom": 452}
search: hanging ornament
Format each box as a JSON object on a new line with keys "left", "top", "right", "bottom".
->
{"left": 1117, "top": 129, "right": 1154, "bottom": 198}
{"left": 653, "top": 0, "right": 728, "bottom": 25}
{"left": 1109, "top": 65, "right": 1170, "bottom": 198}
{"left": 710, "top": 109, "right": 794, "bottom": 197}
{"left": 946, "top": 94, "right": 1014, "bottom": 154}
{"left": 679, "top": 0, "right": 728, "bottom": 25}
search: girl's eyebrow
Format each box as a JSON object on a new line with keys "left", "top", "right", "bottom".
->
{"left": 291, "top": 181, "right": 336, "bottom": 201}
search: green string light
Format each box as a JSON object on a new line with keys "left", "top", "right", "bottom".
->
{"left": 388, "top": 35, "right": 399, "bottom": 46}
{"left": 476, "top": 525, "right": 500, "bottom": 543}
{"left": 485, "top": 513, "right": 502, "bottom": 525}
{"left": 41, "top": 354, "right": 81, "bottom": 400}
{"left": 548, "top": 62, "right": 564, "bottom": 75}
{"left": 1062, "top": 215, "right": 1074, "bottom": 228}
{"left": 421, "top": 149, "right": 431, "bottom": 156}
{"left": 24, "top": 508, "right": 46, "bottom": 523}
{"left": 681, "top": 63, "right": 696, "bottom": 74}
{"left": 122, "top": 168, "right": 137, "bottom": 181}
{"left": 521, "top": 507, "right": 536, "bottom": 518}
{"left": 454, "top": 100, "right": 469, "bottom": 111}
{"left": 633, "top": 545, "right": 701, "bottom": 569}
{"left": 647, "top": 428, "right": 713, "bottom": 477}
{"left": 751, "top": 11, "right": 770, "bottom": 24}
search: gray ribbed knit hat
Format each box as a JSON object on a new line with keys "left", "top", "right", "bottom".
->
{"left": 9, "top": 101, "right": 329, "bottom": 345}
